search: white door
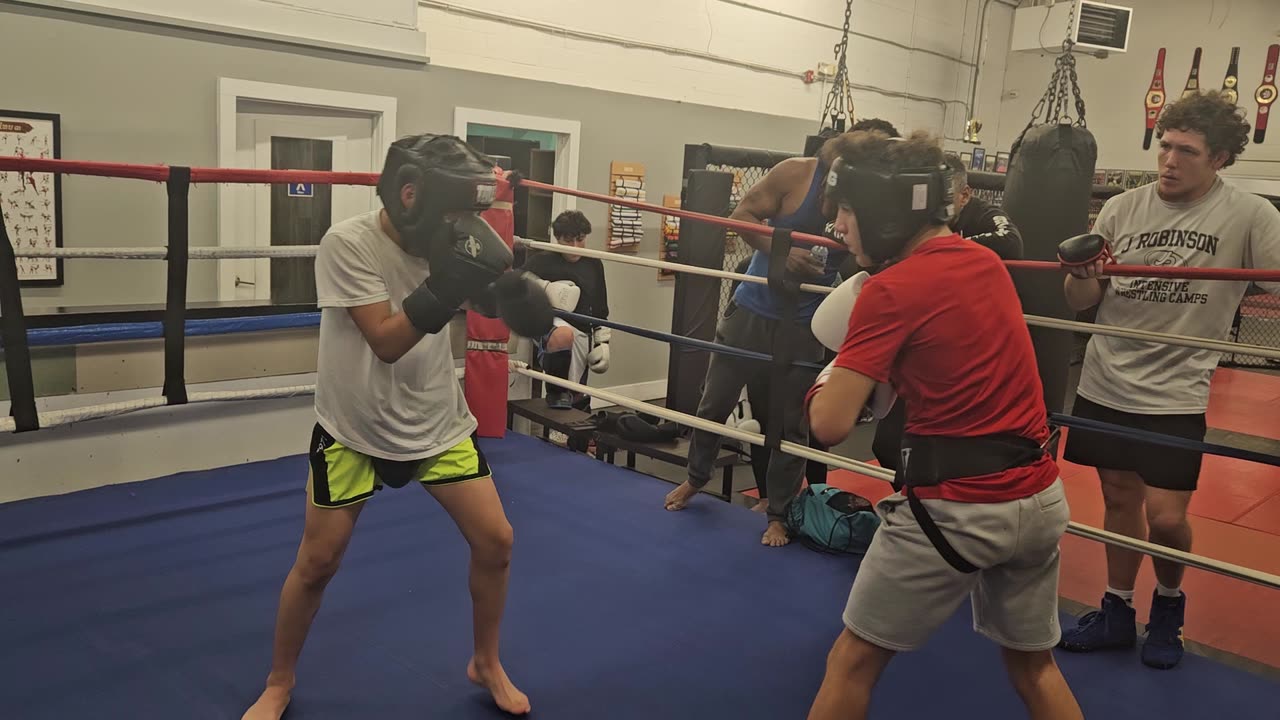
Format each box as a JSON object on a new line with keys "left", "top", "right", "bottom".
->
{"left": 225, "top": 112, "right": 376, "bottom": 301}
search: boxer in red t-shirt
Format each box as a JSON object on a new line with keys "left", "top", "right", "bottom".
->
{"left": 803, "top": 131, "right": 1082, "bottom": 720}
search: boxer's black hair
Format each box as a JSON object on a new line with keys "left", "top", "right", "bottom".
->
{"left": 551, "top": 210, "right": 592, "bottom": 240}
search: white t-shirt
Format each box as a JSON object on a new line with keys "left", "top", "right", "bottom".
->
{"left": 313, "top": 210, "right": 476, "bottom": 460}
{"left": 1079, "top": 179, "right": 1280, "bottom": 414}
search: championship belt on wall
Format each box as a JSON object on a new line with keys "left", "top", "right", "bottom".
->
{"left": 1182, "top": 47, "right": 1202, "bottom": 98}
{"left": 1143, "top": 48, "right": 1167, "bottom": 150}
{"left": 465, "top": 167, "right": 516, "bottom": 438}
{"left": 1222, "top": 46, "right": 1241, "bottom": 105}
{"left": 1254, "top": 44, "right": 1279, "bottom": 145}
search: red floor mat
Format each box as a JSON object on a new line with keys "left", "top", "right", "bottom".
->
{"left": 1207, "top": 368, "right": 1280, "bottom": 439}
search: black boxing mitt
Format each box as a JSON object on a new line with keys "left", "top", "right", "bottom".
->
{"left": 479, "top": 271, "right": 555, "bottom": 338}
{"left": 1057, "top": 233, "right": 1114, "bottom": 268}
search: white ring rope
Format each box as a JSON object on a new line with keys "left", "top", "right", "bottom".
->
{"left": 12, "top": 239, "right": 1280, "bottom": 362}
{"left": 0, "top": 385, "right": 316, "bottom": 433}
{"left": 512, "top": 362, "right": 1280, "bottom": 591}
{"left": 14, "top": 246, "right": 322, "bottom": 259}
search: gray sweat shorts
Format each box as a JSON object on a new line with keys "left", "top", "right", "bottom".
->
{"left": 843, "top": 478, "right": 1070, "bottom": 652}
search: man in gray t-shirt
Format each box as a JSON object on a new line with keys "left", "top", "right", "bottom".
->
{"left": 1057, "top": 92, "right": 1280, "bottom": 671}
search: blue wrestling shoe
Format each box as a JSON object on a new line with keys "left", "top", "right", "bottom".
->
{"left": 1058, "top": 592, "right": 1137, "bottom": 652}
{"left": 1141, "top": 590, "right": 1186, "bottom": 670}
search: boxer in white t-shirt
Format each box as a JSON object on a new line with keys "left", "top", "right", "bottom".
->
{"left": 242, "top": 135, "right": 553, "bottom": 719}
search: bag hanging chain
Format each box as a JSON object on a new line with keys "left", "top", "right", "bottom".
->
{"left": 1012, "top": 2, "right": 1088, "bottom": 157}
{"left": 820, "top": 0, "right": 856, "bottom": 131}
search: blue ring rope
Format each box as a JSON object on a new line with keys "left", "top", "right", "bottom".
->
{"left": 1048, "top": 413, "right": 1280, "bottom": 469}
{"left": 556, "top": 310, "right": 828, "bottom": 372}
{"left": 13, "top": 307, "right": 1280, "bottom": 470}
{"left": 6, "top": 313, "right": 321, "bottom": 349}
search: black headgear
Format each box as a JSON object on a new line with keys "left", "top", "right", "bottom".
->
{"left": 824, "top": 157, "right": 953, "bottom": 265}
{"left": 377, "top": 134, "right": 498, "bottom": 255}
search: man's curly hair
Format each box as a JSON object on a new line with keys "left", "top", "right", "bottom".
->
{"left": 551, "top": 210, "right": 591, "bottom": 240}
{"left": 1156, "top": 91, "right": 1251, "bottom": 168}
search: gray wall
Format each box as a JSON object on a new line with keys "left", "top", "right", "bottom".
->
{"left": 1, "top": 5, "right": 814, "bottom": 390}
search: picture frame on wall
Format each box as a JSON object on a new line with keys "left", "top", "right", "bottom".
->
{"left": 994, "top": 152, "right": 1010, "bottom": 173}
{"left": 970, "top": 147, "right": 986, "bottom": 171}
{"left": 0, "top": 109, "right": 63, "bottom": 286}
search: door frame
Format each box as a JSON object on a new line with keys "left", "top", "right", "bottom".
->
{"left": 216, "top": 78, "right": 397, "bottom": 301}
{"left": 452, "top": 108, "right": 581, "bottom": 218}
{"left": 243, "top": 119, "right": 351, "bottom": 302}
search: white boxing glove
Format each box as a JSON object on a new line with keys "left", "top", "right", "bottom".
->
{"left": 811, "top": 271, "right": 868, "bottom": 352}
{"left": 588, "top": 325, "right": 611, "bottom": 373}
{"left": 804, "top": 359, "right": 897, "bottom": 422}
{"left": 529, "top": 275, "right": 581, "bottom": 312}
{"left": 807, "top": 272, "right": 898, "bottom": 420}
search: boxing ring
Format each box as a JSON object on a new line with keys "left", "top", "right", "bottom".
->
{"left": 1, "top": 155, "right": 1279, "bottom": 719}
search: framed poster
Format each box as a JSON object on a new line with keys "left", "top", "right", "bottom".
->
{"left": 970, "top": 147, "right": 986, "bottom": 171}
{"left": 0, "top": 110, "right": 63, "bottom": 286}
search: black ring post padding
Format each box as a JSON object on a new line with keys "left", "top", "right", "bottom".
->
{"left": 163, "top": 166, "right": 191, "bottom": 406}
{"left": 765, "top": 226, "right": 799, "bottom": 452}
{"left": 0, "top": 219, "right": 39, "bottom": 432}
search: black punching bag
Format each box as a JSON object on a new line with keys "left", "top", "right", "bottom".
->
{"left": 1002, "top": 123, "right": 1097, "bottom": 416}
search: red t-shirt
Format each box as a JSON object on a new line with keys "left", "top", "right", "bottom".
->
{"left": 834, "top": 233, "right": 1059, "bottom": 503}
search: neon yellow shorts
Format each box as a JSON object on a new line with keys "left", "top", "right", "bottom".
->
{"left": 307, "top": 424, "right": 491, "bottom": 508}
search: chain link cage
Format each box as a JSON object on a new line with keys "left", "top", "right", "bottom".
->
{"left": 682, "top": 143, "right": 799, "bottom": 320}
{"left": 969, "top": 171, "right": 1280, "bottom": 369}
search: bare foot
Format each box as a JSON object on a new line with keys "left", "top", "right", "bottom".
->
{"left": 751, "top": 499, "right": 769, "bottom": 514}
{"left": 468, "top": 657, "right": 531, "bottom": 715}
{"left": 241, "top": 684, "right": 292, "bottom": 720}
{"left": 664, "top": 481, "right": 699, "bottom": 511}
{"left": 762, "top": 520, "right": 791, "bottom": 547}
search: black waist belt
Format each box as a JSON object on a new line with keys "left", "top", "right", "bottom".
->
{"left": 896, "top": 431, "right": 1054, "bottom": 574}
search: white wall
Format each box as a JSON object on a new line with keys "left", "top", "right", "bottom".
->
{"left": 11, "top": 0, "right": 427, "bottom": 60}
{"left": 418, "top": 0, "right": 1021, "bottom": 141}
{"left": 990, "top": 0, "right": 1280, "bottom": 179}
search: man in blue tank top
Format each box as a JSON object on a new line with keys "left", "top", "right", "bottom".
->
{"left": 664, "top": 120, "right": 898, "bottom": 547}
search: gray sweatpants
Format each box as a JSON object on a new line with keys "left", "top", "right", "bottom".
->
{"left": 686, "top": 302, "right": 826, "bottom": 521}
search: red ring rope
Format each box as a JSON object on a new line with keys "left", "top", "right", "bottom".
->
{"left": 3, "top": 155, "right": 1279, "bottom": 282}
{"left": 518, "top": 178, "right": 838, "bottom": 249}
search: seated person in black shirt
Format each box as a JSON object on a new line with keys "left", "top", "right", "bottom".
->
{"left": 869, "top": 154, "right": 1025, "bottom": 471}
{"left": 522, "top": 210, "right": 611, "bottom": 411}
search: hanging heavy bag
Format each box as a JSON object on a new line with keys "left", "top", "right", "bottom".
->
{"left": 1003, "top": 33, "right": 1098, "bottom": 420}
{"left": 785, "top": 484, "right": 880, "bottom": 555}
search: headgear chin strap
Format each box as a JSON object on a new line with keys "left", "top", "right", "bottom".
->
{"left": 377, "top": 134, "right": 498, "bottom": 257}
{"left": 825, "top": 157, "right": 953, "bottom": 265}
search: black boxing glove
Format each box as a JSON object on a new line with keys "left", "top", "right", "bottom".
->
{"left": 402, "top": 215, "right": 513, "bottom": 333}
{"left": 1057, "top": 233, "right": 1115, "bottom": 268}
{"left": 479, "top": 271, "right": 556, "bottom": 338}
